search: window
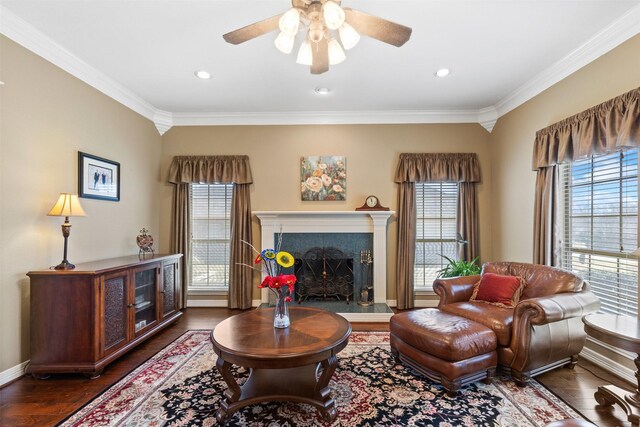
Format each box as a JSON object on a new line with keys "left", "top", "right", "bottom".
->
{"left": 414, "top": 182, "right": 458, "bottom": 290}
{"left": 190, "top": 184, "right": 232, "bottom": 291}
{"left": 560, "top": 149, "right": 638, "bottom": 317}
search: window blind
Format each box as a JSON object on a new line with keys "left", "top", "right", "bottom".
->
{"left": 560, "top": 149, "right": 638, "bottom": 317}
{"left": 190, "top": 184, "right": 232, "bottom": 290}
{"left": 414, "top": 182, "right": 458, "bottom": 290}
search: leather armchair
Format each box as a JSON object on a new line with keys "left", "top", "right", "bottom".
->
{"left": 433, "top": 261, "right": 600, "bottom": 385}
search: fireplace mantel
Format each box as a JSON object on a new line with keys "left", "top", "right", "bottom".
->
{"left": 254, "top": 211, "right": 394, "bottom": 310}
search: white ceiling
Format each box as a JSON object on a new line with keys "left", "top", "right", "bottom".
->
{"left": 2, "top": 0, "right": 640, "bottom": 133}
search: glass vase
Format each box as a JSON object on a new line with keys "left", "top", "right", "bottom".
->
{"left": 274, "top": 291, "right": 290, "bottom": 329}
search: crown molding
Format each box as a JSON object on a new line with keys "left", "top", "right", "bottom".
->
{"left": 494, "top": 3, "right": 640, "bottom": 119}
{"left": 153, "top": 110, "right": 173, "bottom": 135}
{"left": 171, "top": 109, "right": 489, "bottom": 128}
{"left": 0, "top": 6, "right": 158, "bottom": 123}
{"left": 477, "top": 107, "right": 498, "bottom": 133}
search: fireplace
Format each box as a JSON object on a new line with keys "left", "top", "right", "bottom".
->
{"left": 254, "top": 211, "right": 394, "bottom": 321}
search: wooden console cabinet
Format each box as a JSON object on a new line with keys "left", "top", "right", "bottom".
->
{"left": 26, "top": 254, "right": 183, "bottom": 378}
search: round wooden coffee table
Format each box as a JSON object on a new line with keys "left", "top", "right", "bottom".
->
{"left": 211, "top": 306, "right": 352, "bottom": 424}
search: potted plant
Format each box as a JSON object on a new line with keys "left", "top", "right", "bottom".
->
{"left": 437, "top": 255, "right": 481, "bottom": 278}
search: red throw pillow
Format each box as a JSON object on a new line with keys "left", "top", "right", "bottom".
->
{"left": 471, "top": 273, "right": 526, "bottom": 308}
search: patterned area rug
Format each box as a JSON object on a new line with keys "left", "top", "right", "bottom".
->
{"left": 61, "top": 330, "right": 585, "bottom": 426}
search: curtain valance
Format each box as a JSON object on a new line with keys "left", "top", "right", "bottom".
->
{"left": 394, "top": 153, "right": 481, "bottom": 183}
{"left": 533, "top": 87, "right": 640, "bottom": 170}
{"left": 168, "top": 155, "right": 253, "bottom": 184}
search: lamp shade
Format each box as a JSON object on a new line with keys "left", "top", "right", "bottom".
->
{"left": 328, "top": 38, "right": 346, "bottom": 65}
{"left": 323, "top": 1, "right": 345, "bottom": 30}
{"left": 47, "top": 193, "right": 86, "bottom": 217}
{"left": 274, "top": 31, "right": 295, "bottom": 54}
{"left": 279, "top": 8, "right": 300, "bottom": 36}
{"left": 339, "top": 23, "right": 360, "bottom": 50}
{"left": 296, "top": 39, "right": 312, "bottom": 65}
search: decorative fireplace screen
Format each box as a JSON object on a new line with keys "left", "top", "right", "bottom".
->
{"left": 294, "top": 247, "right": 354, "bottom": 303}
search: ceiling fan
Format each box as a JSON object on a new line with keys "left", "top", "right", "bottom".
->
{"left": 223, "top": 0, "right": 412, "bottom": 74}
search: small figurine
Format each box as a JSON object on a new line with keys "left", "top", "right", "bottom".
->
{"left": 137, "top": 228, "right": 154, "bottom": 258}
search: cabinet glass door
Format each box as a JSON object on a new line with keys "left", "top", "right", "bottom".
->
{"left": 134, "top": 267, "right": 157, "bottom": 333}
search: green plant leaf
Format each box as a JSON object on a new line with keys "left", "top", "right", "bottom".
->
{"left": 436, "top": 254, "right": 481, "bottom": 278}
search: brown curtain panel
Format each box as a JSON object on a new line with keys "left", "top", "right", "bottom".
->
{"left": 394, "top": 153, "right": 481, "bottom": 309}
{"left": 168, "top": 155, "right": 253, "bottom": 309}
{"left": 395, "top": 181, "right": 416, "bottom": 309}
{"left": 532, "top": 87, "right": 640, "bottom": 266}
{"left": 171, "top": 184, "right": 190, "bottom": 309}
{"left": 533, "top": 166, "right": 558, "bottom": 266}
{"left": 457, "top": 182, "right": 479, "bottom": 262}
{"left": 228, "top": 183, "right": 253, "bottom": 309}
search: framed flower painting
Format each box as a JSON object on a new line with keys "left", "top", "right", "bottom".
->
{"left": 300, "top": 156, "right": 346, "bottom": 201}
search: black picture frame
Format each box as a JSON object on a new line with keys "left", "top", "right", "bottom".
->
{"left": 78, "top": 152, "right": 120, "bottom": 201}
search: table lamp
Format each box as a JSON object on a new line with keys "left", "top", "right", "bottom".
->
{"left": 47, "top": 193, "right": 86, "bottom": 270}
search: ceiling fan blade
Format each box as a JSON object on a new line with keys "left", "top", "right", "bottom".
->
{"left": 311, "top": 38, "right": 329, "bottom": 75}
{"left": 223, "top": 14, "right": 282, "bottom": 45}
{"left": 344, "top": 8, "right": 412, "bottom": 47}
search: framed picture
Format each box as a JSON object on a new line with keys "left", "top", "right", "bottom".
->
{"left": 300, "top": 156, "right": 346, "bottom": 201}
{"left": 78, "top": 152, "right": 120, "bottom": 201}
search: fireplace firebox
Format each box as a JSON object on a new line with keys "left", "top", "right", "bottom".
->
{"left": 294, "top": 247, "right": 354, "bottom": 303}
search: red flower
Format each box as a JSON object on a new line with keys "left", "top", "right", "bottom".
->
{"left": 254, "top": 254, "right": 262, "bottom": 264}
{"left": 280, "top": 274, "right": 297, "bottom": 292}
{"left": 284, "top": 296, "right": 292, "bottom": 303}
{"left": 259, "top": 276, "right": 275, "bottom": 289}
{"left": 269, "top": 275, "right": 282, "bottom": 289}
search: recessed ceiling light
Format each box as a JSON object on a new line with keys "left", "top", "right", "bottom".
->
{"left": 435, "top": 68, "right": 451, "bottom": 78}
{"left": 194, "top": 70, "right": 211, "bottom": 80}
{"left": 315, "top": 87, "right": 330, "bottom": 95}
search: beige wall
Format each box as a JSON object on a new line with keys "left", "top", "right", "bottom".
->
{"left": 161, "top": 124, "right": 491, "bottom": 299}
{"left": 159, "top": 124, "right": 493, "bottom": 302}
{"left": 490, "top": 33, "right": 640, "bottom": 262}
{"left": 0, "top": 37, "right": 162, "bottom": 373}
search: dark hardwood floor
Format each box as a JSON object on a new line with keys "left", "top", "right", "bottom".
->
{"left": 0, "top": 307, "right": 634, "bottom": 426}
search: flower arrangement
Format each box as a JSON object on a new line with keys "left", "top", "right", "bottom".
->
{"left": 253, "top": 249, "right": 296, "bottom": 301}
{"left": 241, "top": 236, "right": 297, "bottom": 328}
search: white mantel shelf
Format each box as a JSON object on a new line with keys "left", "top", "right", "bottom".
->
{"left": 254, "top": 211, "right": 395, "bottom": 321}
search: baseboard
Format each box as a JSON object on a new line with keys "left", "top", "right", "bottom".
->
{"left": 579, "top": 346, "right": 636, "bottom": 385}
{"left": 414, "top": 299, "right": 439, "bottom": 308}
{"left": 386, "top": 300, "right": 396, "bottom": 307}
{"left": 186, "top": 299, "right": 228, "bottom": 308}
{"left": 0, "top": 360, "right": 29, "bottom": 387}
{"left": 252, "top": 299, "right": 262, "bottom": 307}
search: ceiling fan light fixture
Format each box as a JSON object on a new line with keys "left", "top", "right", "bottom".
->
{"left": 296, "top": 39, "right": 313, "bottom": 65}
{"left": 328, "top": 38, "right": 346, "bottom": 65}
{"left": 308, "top": 21, "right": 324, "bottom": 43}
{"left": 275, "top": 31, "right": 295, "bottom": 54}
{"left": 338, "top": 23, "right": 360, "bottom": 50}
{"left": 323, "top": 1, "right": 345, "bottom": 30}
{"left": 279, "top": 7, "right": 300, "bottom": 36}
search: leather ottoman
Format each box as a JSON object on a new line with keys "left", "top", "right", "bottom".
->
{"left": 390, "top": 308, "right": 498, "bottom": 396}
